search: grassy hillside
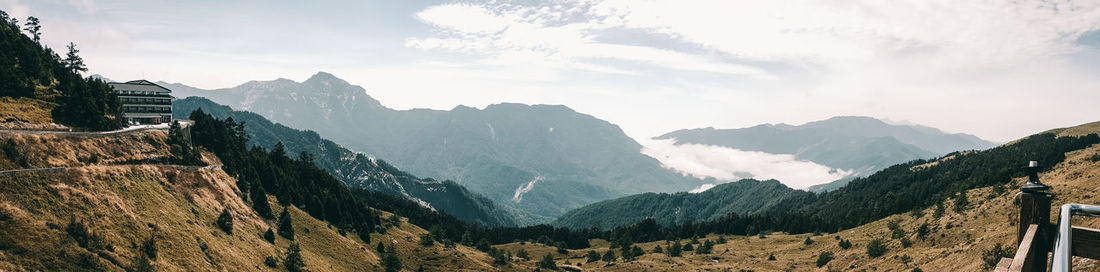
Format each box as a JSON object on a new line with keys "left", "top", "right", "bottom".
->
{"left": 0, "top": 130, "right": 517, "bottom": 271}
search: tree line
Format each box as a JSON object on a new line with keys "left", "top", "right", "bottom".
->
{"left": 0, "top": 9, "right": 123, "bottom": 131}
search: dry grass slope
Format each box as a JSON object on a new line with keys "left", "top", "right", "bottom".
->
{"left": 0, "top": 130, "right": 503, "bottom": 271}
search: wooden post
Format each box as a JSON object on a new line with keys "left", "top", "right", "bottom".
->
{"left": 1017, "top": 161, "right": 1051, "bottom": 271}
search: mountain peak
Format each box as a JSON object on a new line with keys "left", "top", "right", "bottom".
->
{"left": 305, "top": 71, "right": 346, "bottom": 84}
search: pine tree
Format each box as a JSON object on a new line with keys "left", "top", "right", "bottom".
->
{"left": 264, "top": 228, "right": 276, "bottom": 243}
{"left": 383, "top": 243, "right": 402, "bottom": 272}
{"left": 278, "top": 207, "right": 294, "bottom": 240}
{"left": 284, "top": 243, "right": 304, "bottom": 272}
{"left": 64, "top": 42, "right": 86, "bottom": 73}
{"left": 23, "top": 16, "right": 40, "bottom": 43}
{"left": 251, "top": 182, "right": 273, "bottom": 219}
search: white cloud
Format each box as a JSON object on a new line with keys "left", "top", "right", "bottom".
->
{"left": 640, "top": 139, "right": 852, "bottom": 190}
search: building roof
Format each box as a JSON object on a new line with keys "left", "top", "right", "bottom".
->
{"left": 108, "top": 80, "right": 173, "bottom": 93}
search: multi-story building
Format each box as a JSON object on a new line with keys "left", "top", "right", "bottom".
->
{"left": 108, "top": 80, "right": 174, "bottom": 125}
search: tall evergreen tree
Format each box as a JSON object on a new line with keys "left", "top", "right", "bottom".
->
{"left": 278, "top": 207, "right": 294, "bottom": 240}
{"left": 64, "top": 42, "right": 86, "bottom": 73}
{"left": 22, "top": 16, "right": 40, "bottom": 43}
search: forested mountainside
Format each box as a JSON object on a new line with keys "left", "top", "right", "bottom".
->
{"left": 163, "top": 74, "right": 701, "bottom": 222}
{"left": 0, "top": 11, "right": 121, "bottom": 131}
{"left": 658, "top": 116, "right": 997, "bottom": 192}
{"left": 173, "top": 96, "right": 518, "bottom": 227}
{"left": 554, "top": 125, "right": 1099, "bottom": 234}
{"left": 554, "top": 179, "right": 809, "bottom": 230}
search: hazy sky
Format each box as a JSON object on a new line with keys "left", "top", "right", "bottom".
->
{"left": 5, "top": 0, "right": 1100, "bottom": 142}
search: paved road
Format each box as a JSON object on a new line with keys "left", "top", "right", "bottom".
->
{"left": 0, "top": 120, "right": 191, "bottom": 138}
{"left": 0, "top": 164, "right": 222, "bottom": 176}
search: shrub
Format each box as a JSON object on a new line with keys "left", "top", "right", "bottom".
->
{"left": 982, "top": 243, "right": 1013, "bottom": 269}
{"left": 419, "top": 234, "right": 434, "bottom": 246}
{"left": 866, "top": 239, "right": 887, "bottom": 258}
{"left": 517, "top": 248, "right": 530, "bottom": 260}
{"left": 838, "top": 239, "right": 852, "bottom": 249}
{"left": 263, "top": 256, "right": 278, "bottom": 268}
{"left": 816, "top": 252, "right": 833, "bottom": 267}
{"left": 285, "top": 243, "right": 305, "bottom": 272}
{"left": 132, "top": 253, "right": 154, "bottom": 272}
{"left": 916, "top": 223, "right": 930, "bottom": 239}
{"left": 216, "top": 209, "right": 233, "bottom": 234}
{"left": 264, "top": 228, "right": 276, "bottom": 243}
{"left": 667, "top": 241, "right": 682, "bottom": 257}
{"left": 804, "top": 237, "right": 814, "bottom": 245}
{"left": 140, "top": 236, "right": 158, "bottom": 260}
{"left": 767, "top": 253, "right": 776, "bottom": 261}
{"left": 586, "top": 250, "right": 600, "bottom": 262}
{"left": 901, "top": 254, "right": 912, "bottom": 264}
{"left": 653, "top": 245, "right": 663, "bottom": 254}
{"left": 602, "top": 250, "right": 615, "bottom": 262}
{"left": 538, "top": 253, "right": 557, "bottom": 270}
{"left": 901, "top": 237, "right": 912, "bottom": 248}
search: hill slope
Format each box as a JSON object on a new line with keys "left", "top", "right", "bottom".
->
{"left": 172, "top": 96, "right": 517, "bottom": 227}
{"left": 553, "top": 179, "right": 810, "bottom": 230}
{"left": 164, "top": 73, "right": 700, "bottom": 222}
{"left": 0, "top": 129, "right": 514, "bottom": 271}
{"left": 657, "top": 116, "right": 997, "bottom": 191}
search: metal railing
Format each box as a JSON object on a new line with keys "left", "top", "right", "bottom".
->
{"left": 1051, "top": 204, "right": 1100, "bottom": 271}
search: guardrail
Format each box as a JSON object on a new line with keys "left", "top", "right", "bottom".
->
{"left": 994, "top": 161, "right": 1100, "bottom": 272}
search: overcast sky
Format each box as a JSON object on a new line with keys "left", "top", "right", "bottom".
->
{"left": 5, "top": 0, "right": 1100, "bottom": 142}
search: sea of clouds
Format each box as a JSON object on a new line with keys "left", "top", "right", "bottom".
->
{"left": 641, "top": 138, "right": 852, "bottom": 192}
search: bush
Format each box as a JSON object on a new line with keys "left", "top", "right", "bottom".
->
{"left": 767, "top": 253, "right": 776, "bottom": 261}
{"left": 538, "top": 253, "right": 557, "bottom": 270}
{"left": 602, "top": 250, "right": 615, "bottom": 262}
{"left": 132, "top": 253, "right": 154, "bottom": 272}
{"left": 517, "top": 248, "right": 530, "bottom": 260}
{"left": 586, "top": 250, "right": 600, "bottom": 263}
{"left": 816, "top": 252, "right": 833, "bottom": 267}
{"left": 263, "top": 256, "right": 278, "bottom": 268}
{"left": 838, "top": 239, "right": 852, "bottom": 249}
{"left": 140, "top": 236, "right": 157, "bottom": 260}
{"left": 419, "top": 234, "right": 434, "bottom": 246}
{"left": 264, "top": 228, "right": 276, "bottom": 243}
{"left": 667, "top": 241, "right": 682, "bottom": 257}
{"left": 901, "top": 237, "right": 912, "bottom": 248}
{"left": 916, "top": 223, "right": 930, "bottom": 239}
{"left": 866, "top": 239, "right": 887, "bottom": 258}
{"left": 982, "top": 243, "right": 1013, "bottom": 269}
{"left": 216, "top": 209, "right": 233, "bottom": 234}
{"left": 804, "top": 237, "right": 814, "bottom": 245}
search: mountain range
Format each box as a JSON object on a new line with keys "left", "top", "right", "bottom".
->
{"left": 165, "top": 72, "right": 701, "bottom": 223}
{"left": 656, "top": 116, "right": 998, "bottom": 192}
{"left": 173, "top": 97, "right": 518, "bottom": 226}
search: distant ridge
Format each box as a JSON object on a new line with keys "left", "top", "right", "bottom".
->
{"left": 657, "top": 116, "right": 998, "bottom": 192}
